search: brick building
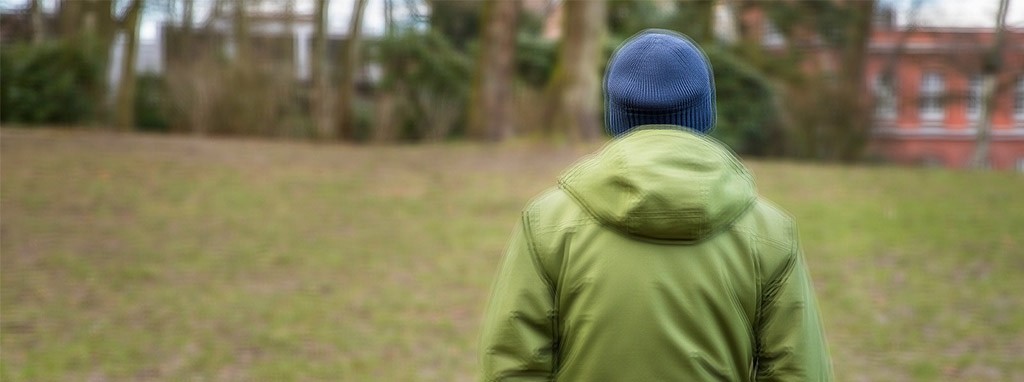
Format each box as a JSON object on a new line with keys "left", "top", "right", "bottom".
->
{"left": 867, "top": 25, "right": 1024, "bottom": 170}
{"left": 729, "top": 4, "right": 1024, "bottom": 170}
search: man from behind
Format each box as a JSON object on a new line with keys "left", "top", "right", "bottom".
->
{"left": 479, "top": 29, "right": 833, "bottom": 381}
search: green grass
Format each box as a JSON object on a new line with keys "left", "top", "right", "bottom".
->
{"left": 2, "top": 128, "right": 1023, "bottom": 381}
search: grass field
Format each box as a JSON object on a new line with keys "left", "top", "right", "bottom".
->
{"left": 2, "top": 128, "right": 1023, "bottom": 381}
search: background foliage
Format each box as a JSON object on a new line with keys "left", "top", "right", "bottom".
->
{"left": 0, "top": 0, "right": 882, "bottom": 158}
{"left": 0, "top": 39, "right": 103, "bottom": 124}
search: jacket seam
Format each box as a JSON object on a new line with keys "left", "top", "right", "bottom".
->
{"left": 732, "top": 225, "right": 792, "bottom": 251}
{"left": 753, "top": 233, "right": 799, "bottom": 378}
{"left": 751, "top": 233, "right": 764, "bottom": 381}
{"left": 520, "top": 207, "right": 561, "bottom": 378}
{"left": 531, "top": 217, "right": 596, "bottom": 233}
{"left": 521, "top": 210, "right": 554, "bottom": 290}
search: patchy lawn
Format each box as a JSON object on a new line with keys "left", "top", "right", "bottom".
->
{"left": 2, "top": 128, "right": 1022, "bottom": 381}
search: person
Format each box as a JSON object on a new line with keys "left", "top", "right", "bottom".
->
{"left": 478, "top": 29, "right": 833, "bottom": 381}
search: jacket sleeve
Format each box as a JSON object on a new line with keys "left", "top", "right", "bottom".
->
{"left": 479, "top": 214, "right": 558, "bottom": 382}
{"left": 755, "top": 242, "right": 834, "bottom": 381}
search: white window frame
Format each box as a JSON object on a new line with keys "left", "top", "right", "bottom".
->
{"left": 874, "top": 74, "right": 897, "bottom": 120}
{"left": 920, "top": 72, "right": 945, "bottom": 124}
{"left": 967, "top": 74, "right": 982, "bottom": 121}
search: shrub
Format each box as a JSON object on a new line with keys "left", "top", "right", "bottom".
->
{"left": 134, "top": 74, "right": 170, "bottom": 132}
{"left": 515, "top": 34, "right": 557, "bottom": 88}
{"left": 0, "top": 40, "right": 103, "bottom": 124}
{"left": 374, "top": 30, "right": 472, "bottom": 141}
{"left": 706, "top": 47, "right": 784, "bottom": 156}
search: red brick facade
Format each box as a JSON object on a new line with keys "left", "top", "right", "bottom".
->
{"left": 867, "top": 27, "right": 1024, "bottom": 170}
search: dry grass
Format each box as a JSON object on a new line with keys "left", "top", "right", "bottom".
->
{"left": 2, "top": 128, "right": 1022, "bottom": 381}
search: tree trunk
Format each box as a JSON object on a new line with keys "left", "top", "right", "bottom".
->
{"left": 114, "top": 0, "right": 144, "bottom": 131}
{"left": 58, "top": 0, "right": 81, "bottom": 38}
{"left": 971, "top": 0, "right": 1010, "bottom": 169}
{"left": 177, "top": 0, "right": 195, "bottom": 61}
{"left": 971, "top": 76, "right": 998, "bottom": 168}
{"left": 373, "top": 91, "right": 399, "bottom": 142}
{"left": 55, "top": 0, "right": 113, "bottom": 40}
{"left": 30, "top": 0, "right": 45, "bottom": 44}
{"left": 182, "top": 0, "right": 194, "bottom": 31}
{"left": 876, "top": 0, "right": 925, "bottom": 84}
{"left": 84, "top": 0, "right": 117, "bottom": 44}
{"left": 232, "top": 0, "right": 251, "bottom": 65}
{"left": 79, "top": 0, "right": 117, "bottom": 123}
{"left": 202, "top": 0, "right": 226, "bottom": 30}
{"left": 336, "top": 0, "right": 369, "bottom": 141}
{"left": 312, "top": 0, "right": 332, "bottom": 139}
{"left": 384, "top": 0, "right": 395, "bottom": 35}
{"left": 700, "top": 0, "right": 714, "bottom": 44}
{"left": 834, "top": 0, "right": 875, "bottom": 161}
{"left": 469, "top": 0, "right": 520, "bottom": 141}
{"left": 373, "top": 0, "right": 398, "bottom": 142}
{"left": 547, "top": 0, "right": 606, "bottom": 141}
{"left": 226, "top": 0, "right": 254, "bottom": 135}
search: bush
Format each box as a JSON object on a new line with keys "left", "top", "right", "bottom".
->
{"left": 515, "top": 34, "right": 557, "bottom": 88}
{"left": 706, "top": 47, "right": 784, "bottom": 156}
{"left": 134, "top": 74, "right": 170, "bottom": 132}
{"left": 0, "top": 40, "right": 104, "bottom": 124}
{"left": 374, "top": 30, "right": 473, "bottom": 141}
{"left": 163, "top": 56, "right": 305, "bottom": 138}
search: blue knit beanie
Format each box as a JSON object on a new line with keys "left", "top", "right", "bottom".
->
{"left": 604, "top": 29, "right": 716, "bottom": 136}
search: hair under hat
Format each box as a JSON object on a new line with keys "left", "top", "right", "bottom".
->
{"left": 604, "top": 29, "right": 716, "bottom": 136}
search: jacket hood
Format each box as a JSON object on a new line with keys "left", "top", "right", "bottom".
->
{"left": 559, "top": 127, "right": 757, "bottom": 242}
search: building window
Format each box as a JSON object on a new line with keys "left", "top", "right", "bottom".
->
{"left": 967, "top": 74, "right": 982, "bottom": 121}
{"left": 874, "top": 74, "right": 897, "bottom": 119}
{"left": 1016, "top": 76, "right": 1024, "bottom": 120}
{"left": 920, "top": 72, "right": 945, "bottom": 123}
{"left": 762, "top": 20, "right": 784, "bottom": 48}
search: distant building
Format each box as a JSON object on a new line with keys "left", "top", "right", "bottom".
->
{"left": 867, "top": 23, "right": 1024, "bottom": 170}
{"left": 743, "top": 5, "right": 1024, "bottom": 170}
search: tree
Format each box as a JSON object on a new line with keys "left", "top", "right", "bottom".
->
{"left": 30, "top": 0, "right": 45, "bottom": 44}
{"left": 181, "top": 0, "right": 194, "bottom": 31}
{"left": 72, "top": 0, "right": 118, "bottom": 121}
{"left": 52, "top": 0, "right": 149, "bottom": 128}
{"left": 373, "top": 0, "right": 398, "bottom": 142}
{"left": 830, "top": 0, "right": 876, "bottom": 161}
{"left": 311, "top": 0, "right": 332, "bottom": 138}
{"left": 731, "top": 0, "right": 877, "bottom": 161}
{"left": 232, "top": 0, "right": 251, "bottom": 65}
{"left": 336, "top": 0, "right": 369, "bottom": 140}
{"left": 547, "top": 0, "right": 607, "bottom": 141}
{"left": 57, "top": 0, "right": 83, "bottom": 38}
{"left": 428, "top": 0, "right": 482, "bottom": 52}
{"left": 114, "top": 0, "right": 145, "bottom": 131}
{"left": 971, "top": 0, "right": 1010, "bottom": 169}
{"left": 468, "top": 0, "right": 520, "bottom": 141}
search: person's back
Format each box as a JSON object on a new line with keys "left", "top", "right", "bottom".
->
{"left": 479, "top": 30, "right": 832, "bottom": 381}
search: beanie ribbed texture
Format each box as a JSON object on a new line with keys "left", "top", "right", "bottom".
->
{"left": 604, "top": 29, "right": 716, "bottom": 136}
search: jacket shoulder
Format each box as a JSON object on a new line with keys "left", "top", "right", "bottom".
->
{"left": 734, "top": 198, "right": 799, "bottom": 278}
{"left": 520, "top": 188, "right": 592, "bottom": 283}
{"left": 522, "top": 187, "right": 593, "bottom": 234}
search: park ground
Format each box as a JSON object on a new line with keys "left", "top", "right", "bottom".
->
{"left": 2, "top": 128, "right": 1023, "bottom": 381}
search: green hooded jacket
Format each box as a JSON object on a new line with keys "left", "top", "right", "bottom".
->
{"left": 480, "top": 128, "right": 833, "bottom": 381}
